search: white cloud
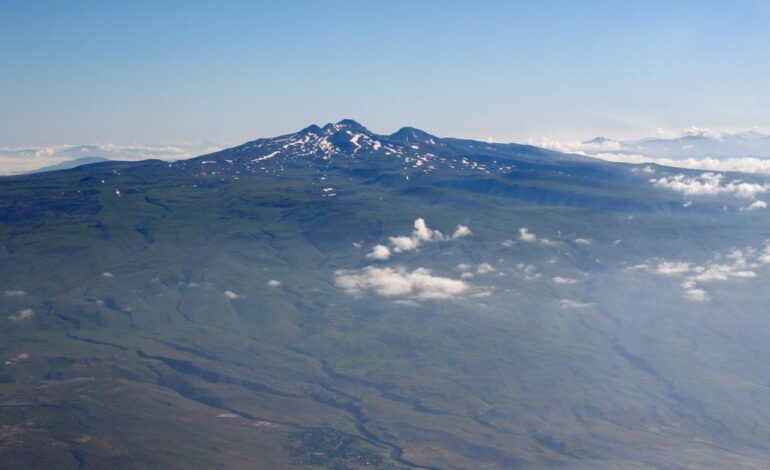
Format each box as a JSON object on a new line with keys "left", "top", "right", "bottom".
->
{"left": 650, "top": 173, "right": 768, "bottom": 199}
{"left": 224, "top": 290, "right": 240, "bottom": 299}
{"left": 759, "top": 243, "right": 770, "bottom": 264}
{"left": 684, "top": 289, "right": 709, "bottom": 302}
{"left": 553, "top": 276, "right": 579, "bottom": 285}
{"left": 574, "top": 238, "right": 593, "bottom": 245}
{"left": 4, "top": 289, "right": 25, "bottom": 297}
{"left": 335, "top": 266, "right": 470, "bottom": 300}
{"left": 518, "top": 227, "right": 558, "bottom": 246}
{"left": 501, "top": 239, "right": 516, "bottom": 247}
{"left": 456, "top": 262, "right": 495, "bottom": 276}
{"left": 514, "top": 263, "right": 541, "bottom": 280}
{"left": 366, "top": 244, "right": 392, "bottom": 260}
{"left": 388, "top": 218, "right": 443, "bottom": 253}
{"left": 413, "top": 218, "right": 444, "bottom": 242}
{"left": 476, "top": 263, "right": 496, "bottom": 274}
{"left": 741, "top": 200, "right": 768, "bottom": 211}
{"left": 656, "top": 261, "right": 692, "bottom": 276}
{"left": 519, "top": 227, "right": 537, "bottom": 242}
{"left": 690, "top": 264, "right": 756, "bottom": 283}
{"left": 641, "top": 244, "right": 770, "bottom": 302}
{"left": 8, "top": 308, "right": 34, "bottom": 321}
{"left": 369, "top": 218, "right": 470, "bottom": 259}
{"left": 529, "top": 127, "right": 770, "bottom": 176}
{"left": 102, "top": 272, "right": 114, "bottom": 278}
{"left": 267, "top": 280, "right": 281, "bottom": 287}
{"left": 595, "top": 153, "right": 770, "bottom": 176}
{"left": 451, "top": 225, "right": 472, "bottom": 239}
{"left": 389, "top": 235, "right": 420, "bottom": 252}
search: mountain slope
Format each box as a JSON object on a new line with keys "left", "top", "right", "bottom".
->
{"left": 30, "top": 156, "right": 110, "bottom": 174}
{"left": 2, "top": 121, "right": 770, "bottom": 469}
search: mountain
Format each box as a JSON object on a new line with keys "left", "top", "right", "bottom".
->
{"left": 582, "top": 136, "right": 615, "bottom": 145}
{"left": 30, "top": 156, "right": 110, "bottom": 173}
{"left": 2, "top": 120, "right": 770, "bottom": 468}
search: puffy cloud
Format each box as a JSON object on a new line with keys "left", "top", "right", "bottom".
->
{"left": 366, "top": 244, "right": 392, "bottom": 260}
{"left": 684, "top": 289, "right": 709, "bottom": 302}
{"left": 519, "top": 227, "right": 537, "bottom": 242}
{"left": 650, "top": 173, "right": 768, "bottom": 199}
{"left": 759, "top": 243, "right": 770, "bottom": 264}
{"left": 389, "top": 235, "right": 420, "bottom": 252}
{"left": 368, "top": 218, "right": 470, "bottom": 260}
{"left": 389, "top": 218, "right": 442, "bottom": 253}
{"left": 456, "top": 262, "right": 496, "bottom": 277}
{"left": 641, "top": 245, "right": 770, "bottom": 302}
{"left": 4, "top": 289, "right": 25, "bottom": 297}
{"left": 631, "top": 165, "right": 656, "bottom": 175}
{"left": 690, "top": 264, "right": 756, "bottom": 283}
{"left": 412, "top": 218, "right": 444, "bottom": 243}
{"left": 8, "top": 308, "right": 34, "bottom": 321}
{"left": 514, "top": 263, "right": 541, "bottom": 280}
{"left": 574, "top": 238, "right": 593, "bottom": 245}
{"left": 451, "top": 225, "right": 473, "bottom": 239}
{"left": 553, "top": 276, "right": 579, "bottom": 285}
{"left": 741, "top": 200, "right": 768, "bottom": 211}
{"left": 224, "top": 290, "right": 240, "bottom": 299}
{"left": 476, "top": 263, "right": 496, "bottom": 274}
{"left": 656, "top": 261, "right": 692, "bottom": 276}
{"left": 335, "top": 266, "right": 469, "bottom": 300}
{"left": 518, "top": 227, "right": 558, "bottom": 246}
{"left": 267, "top": 280, "right": 282, "bottom": 287}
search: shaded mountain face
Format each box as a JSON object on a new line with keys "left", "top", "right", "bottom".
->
{"left": 2, "top": 121, "right": 770, "bottom": 469}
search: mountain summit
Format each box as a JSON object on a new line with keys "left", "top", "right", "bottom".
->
{"left": 191, "top": 120, "right": 584, "bottom": 181}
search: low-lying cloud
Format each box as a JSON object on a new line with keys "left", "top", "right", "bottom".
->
{"left": 518, "top": 227, "right": 558, "bottom": 246}
{"left": 335, "top": 266, "right": 470, "bottom": 300}
{"left": 366, "top": 218, "right": 471, "bottom": 260}
{"left": 641, "top": 244, "right": 770, "bottom": 302}
{"left": 650, "top": 173, "right": 768, "bottom": 199}
{"left": 8, "top": 308, "right": 34, "bottom": 321}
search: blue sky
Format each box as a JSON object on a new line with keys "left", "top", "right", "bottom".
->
{"left": 2, "top": 0, "right": 770, "bottom": 146}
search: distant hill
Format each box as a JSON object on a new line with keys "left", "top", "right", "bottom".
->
{"left": 30, "top": 156, "right": 110, "bottom": 173}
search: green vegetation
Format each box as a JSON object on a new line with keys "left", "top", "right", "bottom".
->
{"left": 2, "top": 131, "right": 770, "bottom": 468}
